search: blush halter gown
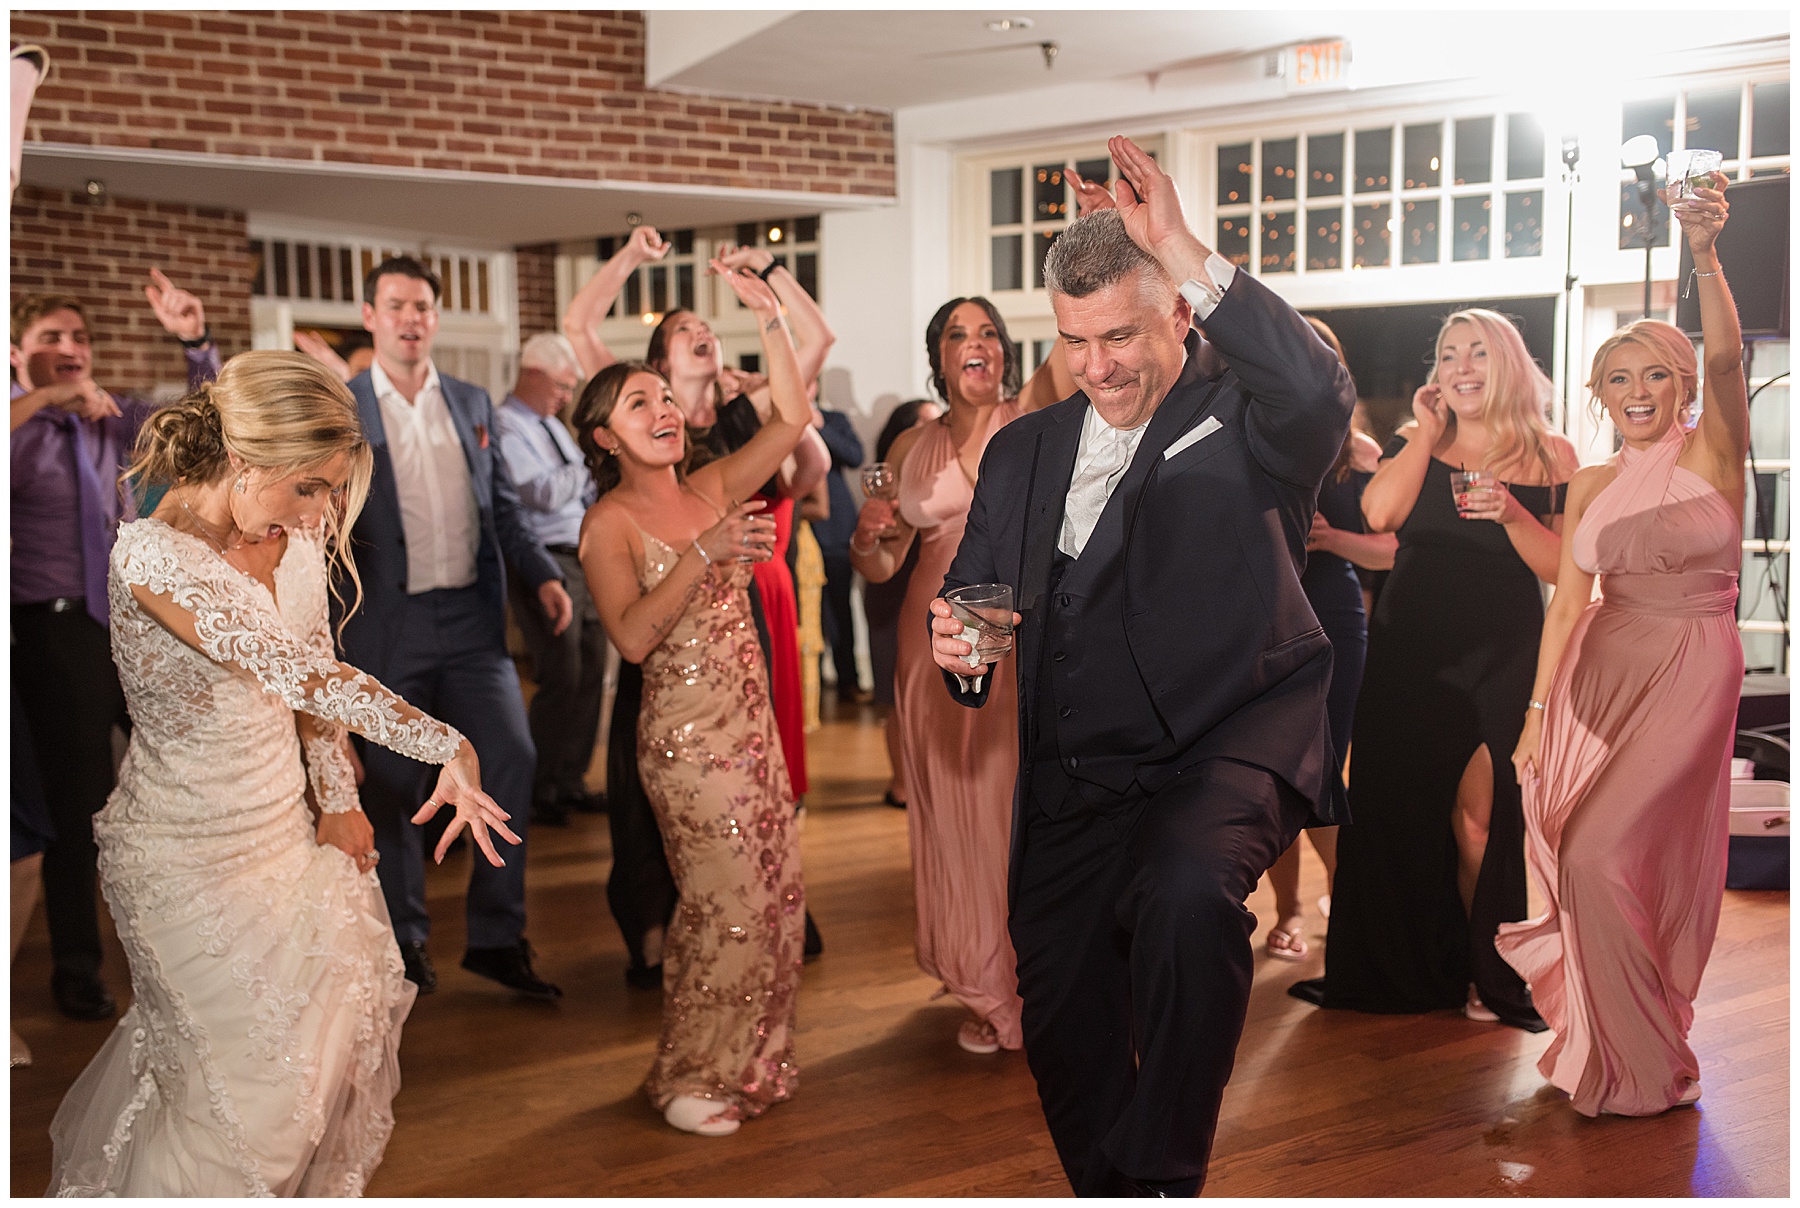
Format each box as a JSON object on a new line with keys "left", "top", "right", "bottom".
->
{"left": 893, "top": 403, "right": 1025, "bottom": 1049}
{"left": 1496, "top": 423, "right": 1742, "bottom": 1117}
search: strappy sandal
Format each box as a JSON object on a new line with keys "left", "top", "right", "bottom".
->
{"left": 1265, "top": 921, "right": 1309, "bottom": 961}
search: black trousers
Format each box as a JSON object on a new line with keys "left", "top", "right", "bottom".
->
{"left": 12, "top": 604, "right": 130, "bottom": 978}
{"left": 1010, "top": 756, "right": 1307, "bottom": 1196}
{"left": 511, "top": 548, "right": 609, "bottom": 805}
{"left": 356, "top": 586, "right": 535, "bottom": 950}
{"left": 819, "top": 550, "right": 859, "bottom": 698}
{"left": 603, "top": 660, "right": 677, "bottom": 968}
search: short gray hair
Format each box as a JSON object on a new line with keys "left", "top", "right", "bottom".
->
{"left": 1041, "top": 210, "right": 1170, "bottom": 300}
{"left": 519, "top": 331, "right": 582, "bottom": 377}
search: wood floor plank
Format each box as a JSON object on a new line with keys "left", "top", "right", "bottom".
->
{"left": 9, "top": 699, "right": 1788, "bottom": 1196}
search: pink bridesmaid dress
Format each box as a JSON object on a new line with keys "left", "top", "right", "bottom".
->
{"left": 893, "top": 403, "right": 1025, "bottom": 1049}
{"left": 1496, "top": 423, "right": 1743, "bottom": 1116}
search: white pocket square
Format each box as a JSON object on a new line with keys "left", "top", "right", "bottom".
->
{"left": 1163, "top": 415, "right": 1223, "bottom": 461}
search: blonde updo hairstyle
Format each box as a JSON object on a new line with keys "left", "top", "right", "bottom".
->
{"left": 1586, "top": 318, "right": 1699, "bottom": 428}
{"left": 1427, "top": 307, "right": 1559, "bottom": 484}
{"left": 125, "top": 351, "right": 374, "bottom": 625}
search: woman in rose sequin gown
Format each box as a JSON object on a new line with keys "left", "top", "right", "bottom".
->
{"left": 1500, "top": 177, "right": 1747, "bottom": 1117}
{"left": 576, "top": 261, "right": 813, "bottom": 1136}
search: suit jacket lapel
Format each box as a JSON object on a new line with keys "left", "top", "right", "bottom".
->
{"left": 1117, "top": 332, "right": 1231, "bottom": 540}
{"left": 1018, "top": 399, "right": 1085, "bottom": 615}
{"left": 354, "top": 381, "right": 406, "bottom": 534}
{"left": 436, "top": 376, "right": 483, "bottom": 478}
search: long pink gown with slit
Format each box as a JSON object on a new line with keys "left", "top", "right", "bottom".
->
{"left": 1496, "top": 423, "right": 1742, "bottom": 1117}
{"left": 893, "top": 404, "right": 1025, "bottom": 1048}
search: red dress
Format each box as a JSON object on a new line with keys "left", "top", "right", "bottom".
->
{"left": 752, "top": 493, "right": 808, "bottom": 798}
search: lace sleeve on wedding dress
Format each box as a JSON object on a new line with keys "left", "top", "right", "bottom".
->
{"left": 115, "top": 524, "right": 463, "bottom": 772}
{"left": 281, "top": 531, "right": 381, "bottom": 814}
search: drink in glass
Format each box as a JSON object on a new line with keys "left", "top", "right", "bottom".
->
{"left": 861, "top": 462, "right": 898, "bottom": 501}
{"left": 1665, "top": 149, "right": 1723, "bottom": 203}
{"left": 945, "top": 583, "right": 1014, "bottom": 668}
{"left": 1450, "top": 468, "right": 1497, "bottom": 518}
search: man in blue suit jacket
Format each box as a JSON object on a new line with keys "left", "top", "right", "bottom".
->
{"left": 929, "top": 139, "right": 1354, "bottom": 1195}
{"left": 342, "top": 257, "right": 573, "bottom": 1000}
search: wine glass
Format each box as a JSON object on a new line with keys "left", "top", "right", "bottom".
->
{"left": 861, "top": 462, "right": 898, "bottom": 502}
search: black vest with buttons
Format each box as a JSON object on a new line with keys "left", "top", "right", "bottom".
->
{"left": 1029, "top": 488, "right": 1180, "bottom": 808}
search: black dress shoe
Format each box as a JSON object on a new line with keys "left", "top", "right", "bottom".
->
{"left": 531, "top": 799, "right": 570, "bottom": 828}
{"left": 462, "top": 939, "right": 562, "bottom": 1001}
{"left": 803, "top": 910, "right": 823, "bottom": 959}
{"left": 570, "top": 790, "right": 608, "bottom": 815}
{"left": 1126, "top": 1176, "right": 1201, "bottom": 1197}
{"left": 1287, "top": 977, "right": 1326, "bottom": 1006}
{"left": 51, "top": 970, "right": 117, "bottom": 1021}
{"left": 624, "top": 962, "right": 663, "bottom": 990}
{"left": 398, "top": 941, "right": 437, "bottom": 994}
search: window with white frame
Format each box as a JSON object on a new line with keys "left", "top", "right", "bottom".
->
{"left": 978, "top": 138, "right": 1164, "bottom": 299}
{"left": 1213, "top": 112, "right": 1548, "bottom": 278}
{"left": 1618, "top": 78, "right": 1790, "bottom": 251}
{"left": 590, "top": 217, "right": 821, "bottom": 327}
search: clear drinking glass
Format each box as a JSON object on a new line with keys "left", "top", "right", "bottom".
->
{"left": 945, "top": 583, "right": 1015, "bottom": 668}
{"left": 1665, "top": 149, "right": 1723, "bottom": 203}
{"left": 1450, "top": 468, "right": 1497, "bottom": 518}
{"left": 860, "top": 462, "right": 898, "bottom": 501}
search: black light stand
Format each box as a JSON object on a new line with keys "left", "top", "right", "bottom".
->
{"left": 1559, "top": 133, "right": 1580, "bottom": 432}
{"left": 1620, "top": 135, "right": 1665, "bottom": 320}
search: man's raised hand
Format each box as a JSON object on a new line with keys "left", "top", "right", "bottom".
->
{"left": 144, "top": 268, "right": 207, "bottom": 344}
{"left": 1107, "top": 135, "right": 1209, "bottom": 282}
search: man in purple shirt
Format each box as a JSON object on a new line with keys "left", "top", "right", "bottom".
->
{"left": 10, "top": 272, "right": 220, "bottom": 1020}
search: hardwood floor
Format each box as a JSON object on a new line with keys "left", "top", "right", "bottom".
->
{"left": 10, "top": 699, "right": 1789, "bottom": 1196}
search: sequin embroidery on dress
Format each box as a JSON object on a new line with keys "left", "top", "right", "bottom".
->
{"left": 631, "top": 523, "right": 805, "bottom": 1120}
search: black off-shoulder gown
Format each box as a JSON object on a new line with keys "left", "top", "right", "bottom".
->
{"left": 1307, "top": 441, "right": 1563, "bottom": 1031}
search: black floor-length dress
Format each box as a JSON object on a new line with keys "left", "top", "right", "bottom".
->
{"left": 1311, "top": 445, "right": 1562, "bottom": 1031}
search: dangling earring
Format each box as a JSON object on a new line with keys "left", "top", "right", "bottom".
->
{"left": 234, "top": 474, "right": 247, "bottom": 494}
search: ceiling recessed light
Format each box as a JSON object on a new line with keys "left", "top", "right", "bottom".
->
{"left": 984, "top": 17, "right": 1034, "bottom": 32}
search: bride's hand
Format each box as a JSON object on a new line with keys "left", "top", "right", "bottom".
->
{"left": 411, "top": 739, "right": 521, "bottom": 867}
{"left": 316, "top": 809, "right": 378, "bottom": 875}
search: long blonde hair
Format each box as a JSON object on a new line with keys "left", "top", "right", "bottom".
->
{"left": 1586, "top": 319, "right": 1699, "bottom": 427}
{"left": 1429, "top": 308, "right": 1558, "bottom": 484}
{"left": 125, "top": 351, "right": 374, "bottom": 630}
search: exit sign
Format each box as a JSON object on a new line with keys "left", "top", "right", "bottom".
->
{"left": 1285, "top": 40, "right": 1349, "bottom": 92}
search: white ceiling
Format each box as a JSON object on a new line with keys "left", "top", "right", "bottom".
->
{"left": 648, "top": 9, "right": 1792, "bottom": 116}
{"left": 20, "top": 145, "right": 875, "bottom": 248}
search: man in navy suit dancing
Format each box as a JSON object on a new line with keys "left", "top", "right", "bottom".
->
{"left": 343, "top": 257, "right": 573, "bottom": 1000}
{"left": 930, "top": 138, "right": 1355, "bottom": 1195}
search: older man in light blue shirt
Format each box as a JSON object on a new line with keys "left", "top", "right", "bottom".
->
{"left": 497, "top": 332, "right": 607, "bottom": 826}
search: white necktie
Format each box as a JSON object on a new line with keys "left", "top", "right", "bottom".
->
{"left": 1060, "top": 421, "right": 1139, "bottom": 558}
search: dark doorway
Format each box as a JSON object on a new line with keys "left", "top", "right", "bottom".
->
{"left": 1305, "top": 296, "right": 1558, "bottom": 443}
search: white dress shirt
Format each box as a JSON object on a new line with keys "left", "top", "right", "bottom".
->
{"left": 370, "top": 359, "right": 480, "bottom": 594}
{"left": 1059, "top": 404, "right": 1150, "bottom": 559}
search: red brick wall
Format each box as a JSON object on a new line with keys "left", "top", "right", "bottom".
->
{"left": 9, "top": 185, "right": 253, "bottom": 397}
{"left": 14, "top": 10, "right": 896, "bottom": 197}
{"left": 514, "top": 242, "right": 559, "bottom": 338}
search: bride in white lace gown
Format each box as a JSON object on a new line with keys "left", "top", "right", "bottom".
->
{"left": 47, "top": 353, "right": 517, "bottom": 1197}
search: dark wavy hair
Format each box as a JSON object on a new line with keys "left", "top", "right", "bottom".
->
{"left": 572, "top": 360, "right": 698, "bottom": 496}
{"left": 924, "top": 296, "right": 1021, "bottom": 403}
